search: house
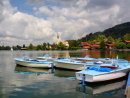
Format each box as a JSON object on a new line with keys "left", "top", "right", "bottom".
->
{"left": 62, "top": 41, "right": 69, "bottom": 48}
{"left": 91, "top": 44, "right": 100, "bottom": 49}
{"left": 20, "top": 48, "right": 27, "bottom": 50}
{"left": 79, "top": 42, "right": 116, "bottom": 50}
{"left": 125, "top": 40, "right": 130, "bottom": 44}
{"left": 56, "top": 34, "right": 69, "bottom": 48}
{"left": 49, "top": 44, "right": 55, "bottom": 49}
{"left": 79, "top": 42, "right": 91, "bottom": 50}
{"left": 106, "top": 43, "right": 116, "bottom": 49}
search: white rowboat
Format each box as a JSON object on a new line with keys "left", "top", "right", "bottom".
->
{"left": 14, "top": 56, "right": 54, "bottom": 68}
{"left": 76, "top": 61, "right": 130, "bottom": 82}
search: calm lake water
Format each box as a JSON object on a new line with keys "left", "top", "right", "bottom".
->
{"left": 0, "top": 50, "right": 129, "bottom": 98}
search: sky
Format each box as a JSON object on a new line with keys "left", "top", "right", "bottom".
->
{"left": 0, "top": 0, "right": 130, "bottom": 46}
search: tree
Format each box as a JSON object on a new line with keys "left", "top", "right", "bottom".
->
{"left": 123, "top": 33, "right": 130, "bottom": 40}
{"left": 16, "top": 45, "right": 21, "bottom": 50}
{"left": 42, "top": 43, "right": 46, "bottom": 50}
{"left": 36, "top": 45, "right": 42, "bottom": 50}
{"left": 107, "top": 36, "right": 114, "bottom": 43}
{"left": 51, "top": 43, "right": 56, "bottom": 50}
{"left": 116, "top": 42, "right": 126, "bottom": 49}
{"left": 115, "top": 38, "right": 122, "bottom": 44}
{"left": 0, "top": 45, "right": 11, "bottom": 50}
{"left": 23, "top": 44, "right": 25, "bottom": 48}
{"left": 5, "top": 46, "right": 11, "bottom": 50}
{"left": 12, "top": 46, "right": 17, "bottom": 50}
{"left": 100, "top": 40, "right": 106, "bottom": 49}
{"left": 93, "top": 40, "right": 97, "bottom": 44}
{"left": 27, "top": 43, "right": 33, "bottom": 50}
{"left": 57, "top": 42, "right": 66, "bottom": 50}
{"left": 47, "top": 43, "right": 49, "bottom": 47}
{"left": 98, "top": 35, "right": 106, "bottom": 42}
{"left": 68, "top": 40, "right": 80, "bottom": 50}
{"left": 127, "top": 43, "right": 130, "bottom": 49}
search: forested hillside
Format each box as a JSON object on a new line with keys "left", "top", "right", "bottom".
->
{"left": 79, "top": 22, "right": 130, "bottom": 42}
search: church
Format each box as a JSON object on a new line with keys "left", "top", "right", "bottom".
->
{"left": 56, "top": 34, "right": 69, "bottom": 48}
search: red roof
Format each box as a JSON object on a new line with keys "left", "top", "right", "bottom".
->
{"left": 83, "top": 46, "right": 91, "bottom": 49}
{"left": 81, "top": 42, "right": 90, "bottom": 46}
{"left": 125, "top": 41, "right": 130, "bottom": 43}
{"left": 91, "top": 44, "right": 100, "bottom": 47}
{"left": 106, "top": 44, "right": 115, "bottom": 46}
{"left": 50, "top": 45, "right": 55, "bottom": 47}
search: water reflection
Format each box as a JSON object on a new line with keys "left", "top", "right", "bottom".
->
{"left": 70, "top": 50, "right": 130, "bottom": 61}
{"left": 125, "top": 86, "right": 130, "bottom": 98}
{"left": 0, "top": 50, "right": 129, "bottom": 98}
{"left": 54, "top": 69, "right": 76, "bottom": 77}
{"left": 15, "top": 65, "right": 54, "bottom": 74}
{"left": 76, "top": 77, "right": 127, "bottom": 96}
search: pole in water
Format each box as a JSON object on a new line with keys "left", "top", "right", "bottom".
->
{"left": 82, "top": 85, "right": 85, "bottom": 93}
{"left": 82, "top": 74, "right": 86, "bottom": 85}
{"left": 51, "top": 63, "right": 54, "bottom": 73}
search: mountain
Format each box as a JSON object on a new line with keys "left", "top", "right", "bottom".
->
{"left": 79, "top": 22, "right": 130, "bottom": 42}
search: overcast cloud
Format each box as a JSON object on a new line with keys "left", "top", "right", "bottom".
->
{"left": 0, "top": 0, "right": 130, "bottom": 46}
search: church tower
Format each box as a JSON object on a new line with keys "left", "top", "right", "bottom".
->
{"left": 57, "top": 34, "right": 60, "bottom": 44}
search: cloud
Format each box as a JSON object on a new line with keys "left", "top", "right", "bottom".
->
{"left": 0, "top": 0, "right": 56, "bottom": 46}
{"left": 0, "top": 0, "right": 17, "bottom": 22}
{"left": 35, "top": 6, "right": 53, "bottom": 16}
{"left": 0, "top": 0, "right": 130, "bottom": 46}
{"left": 32, "top": 0, "right": 121, "bottom": 40}
{"left": 0, "top": 11, "right": 56, "bottom": 46}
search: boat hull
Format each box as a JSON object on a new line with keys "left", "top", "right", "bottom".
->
{"left": 54, "top": 60, "right": 101, "bottom": 71}
{"left": 76, "top": 68, "right": 130, "bottom": 82}
{"left": 54, "top": 61, "right": 84, "bottom": 70}
{"left": 15, "top": 59, "right": 53, "bottom": 68}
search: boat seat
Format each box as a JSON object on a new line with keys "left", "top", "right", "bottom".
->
{"left": 30, "top": 60, "right": 39, "bottom": 62}
{"left": 25, "top": 59, "right": 29, "bottom": 61}
{"left": 87, "top": 67, "right": 112, "bottom": 72}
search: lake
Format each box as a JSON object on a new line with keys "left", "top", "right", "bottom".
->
{"left": 0, "top": 50, "right": 129, "bottom": 98}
